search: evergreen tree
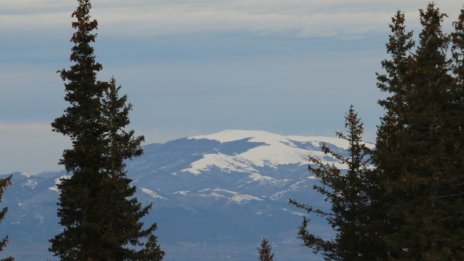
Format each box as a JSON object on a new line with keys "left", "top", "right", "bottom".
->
{"left": 0, "top": 176, "right": 12, "bottom": 261}
{"left": 451, "top": 7, "right": 464, "bottom": 182}
{"left": 375, "top": 3, "right": 463, "bottom": 259}
{"left": 290, "top": 106, "right": 376, "bottom": 260}
{"left": 403, "top": 4, "right": 456, "bottom": 259}
{"left": 50, "top": 1, "right": 163, "bottom": 260}
{"left": 257, "top": 238, "right": 274, "bottom": 261}
{"left": 139, "top": 230, "right": 165, "bottom": 261}
{"left": 373, "top": 10, "right": 416, "bottom": 259}
{"left": 450, "top": 6, "right": 464, "bottom": 204}
{"left": 437, "top": 5, "right": 464, "bottom": 259}
{"left": 375, "top": 10, "right": 414, "bottom": 171}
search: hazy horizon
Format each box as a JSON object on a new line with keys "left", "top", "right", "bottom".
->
{"left": 1, "top": 0, "right": 462, "bottom": 174}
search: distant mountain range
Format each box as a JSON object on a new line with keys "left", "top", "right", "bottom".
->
{"left": 0, "top": 130, "right": 354, "bottom": 261}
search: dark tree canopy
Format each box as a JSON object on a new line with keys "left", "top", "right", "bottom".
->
{"left": 290, "top": 106, "right": 377, "bottom": 261}
{"left": 293, "top": 4, "right": 464, "bottom": 260}
{"left": 257, "top": 238, "right": 274, "bottom": 261}
{"left": 373, "top": 9, "right": 417, "bottom": 259}
{"left": 139, "top": 231, "right": 165, "bottom": 261}
{"left": 0, "top": 176, "right": 12, "bottom": 261}
{"left": 374, "top": 3, "right": 464, "bottom": 259}
{"left": 50, "top": 0, "right": 163, "bottom": 260}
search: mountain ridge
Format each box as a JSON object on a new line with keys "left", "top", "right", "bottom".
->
{"left": 0, "top": 130, "right": 357, "bottom": 260}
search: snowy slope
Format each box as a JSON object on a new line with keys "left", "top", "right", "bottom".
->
{"left": 0, "top": 130, "right": 363, "bottom": 261}
{"left": 184, "top": 129, "right": 348, "bottom": 175}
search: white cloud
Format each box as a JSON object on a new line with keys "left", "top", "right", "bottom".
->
{"left": 0, "top": 0, "right": 462, "bottom": 37}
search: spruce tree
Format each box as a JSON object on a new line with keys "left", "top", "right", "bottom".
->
{"left": 257, "top": 238, "right": 274, "bottom": 261}
{"left": 139, "top": 231, "right": 164, "bottom": 261}
{"left": 50, "top": 0, "right": 163, "bottom": 260}
{"left": 404, "top": 4, "right": 456, "bottom": 259}
{"left": 451, "top": 7, "right": 464, "bottom": 184}
{"left": 451, "top": 7, "right": 464, "bottom": 202}
{"left": 439, "top": 6, "right": 464, "bottom": 259}
{"left": 373, "top": 10, "right": 416, "bottom": 259}
{"left": 375, "top": 3, "right": 463, "bottom": 259}
{"left": 290, "top": 106, "right": 376, "bottom": 260}
{"left": 0, "top": 176, "right": 12, "bottom": 261}
{"left": 376, "top": 10, "right": 414, "bottom": 165}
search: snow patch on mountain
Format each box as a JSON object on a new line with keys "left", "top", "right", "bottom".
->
{"left": 185, "top": 130, "right": 349, "bottom": 175}
{"left": 281, "top": 208, "right": 306, "bottom": 217}
{"left": 22, "top": 179, "right": 38, "bottom": 189}
{"left": 174, "top": 190, "right": 190, "bottom": 196}
{"left": 197, "top": 188, "right": 263, "bottom": 204}
{"left": 192, "top": 130, "right": 351, "bottom": 149}
{"left": 193, "top": 130, "right": 285, "bottom": 143}
{"left": 182, "top": 153, "right": 256, "bottom": 175}
{"left": 48, "top": 175, "right": 72, "bottom": 193}
{"left": 54, "top": 175, "right": 71, "bottom": 185}
{"left": 141, "top": 188, "right": 166, "bottom": 200}
{"left": 248, "top": 172, "right": 280, "bottom": 183}
{"left": 48, "top": 187, "right": 59, "bottom": 193}
{"left": 20, "top": 172, "right": 31, "bottom": 178}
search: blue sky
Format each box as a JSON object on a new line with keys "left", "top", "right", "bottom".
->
{"left": 0, "top": 0, "right": 462, "bottom": 174}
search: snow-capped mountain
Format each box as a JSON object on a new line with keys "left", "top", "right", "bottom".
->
{"left": 0, "top": 130, "right": 356, "bottom": 261}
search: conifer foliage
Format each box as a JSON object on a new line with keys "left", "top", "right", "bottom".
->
{"left": 139, "top": 232, "right": 164, "bottom": 261}
{"left": 373, "top": 9, "right": 416, "bottom": 259}
{"left": 290, "top": 106, "right": 375, "bottom": 261}
{"left": 50, "top": 0, "right": 163, "bottom": 260}
{"left": 292, "top": 4, "right": 464, "bottom": 260}
{"left": 257, "top": 238, "right": 274, "bottom": 261}
{"left": 0, "top": 176, "right": 12, "bottom": 261}
{"left": 374, "top": 3, "right": 464, "bottom": 259}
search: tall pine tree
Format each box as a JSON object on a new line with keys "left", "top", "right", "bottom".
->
{"left": 375, "top": 10, "right": 414, "bottom": 178}
{"left": 450, "top": 6, "right": 464, "bottom": 207}
{"left": 436, "top": 5, "right": 464, "bottom": 259}
{"left": 448, "top": 8, "right": 464, "bottom": 257}
{"left": 406, "top": 4, "right": 456, "bottom": 259}
{"left": 50, "top": 1, "right": 163, "bottom": 260}
{"left": 373, "top": 10, "right": 416, "bottom": 259}
{"left": 290, "top": 106, "right": 376, "bottom": 260}
{"left": 375, "top": 3, "right": 463, "bottom": 259}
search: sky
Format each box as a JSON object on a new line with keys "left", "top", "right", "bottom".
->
{"left": 0, "top": 0, "right": 462, "bottom": 174}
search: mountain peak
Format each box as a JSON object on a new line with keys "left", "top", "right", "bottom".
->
{"left": 2, "top": 129, "right": 350, "bottom": 260}
{"left": 190, "top": 129, "right": 284, "bottom": 143}
{"left": 183, "top": 129, "right": 349, "bottom": 175}
{"left": 189, "top": 129, "right": 351, "bottom": 149}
